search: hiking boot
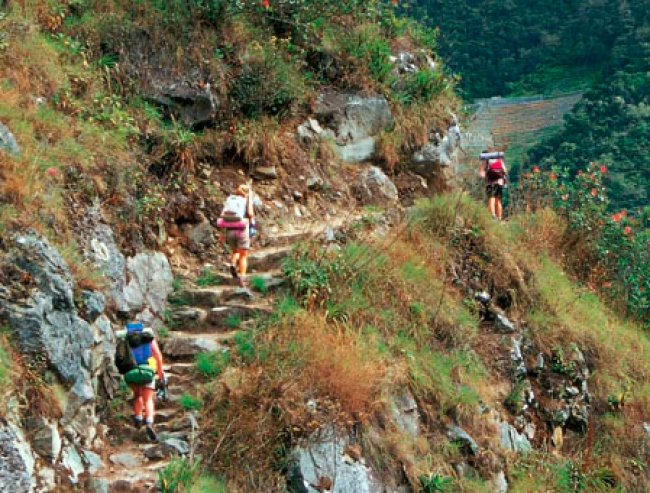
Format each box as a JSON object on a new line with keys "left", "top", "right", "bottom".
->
{"left": 131, "top": 415, "right": 144, "bottom": 429}
{"left": 145, "top": 425, "right": 158, "bottom": 442}
{"left": 229, "top": 265, "right": 239, "bottom": 279}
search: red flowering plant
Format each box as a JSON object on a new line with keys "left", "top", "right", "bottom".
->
{"left": 517, "top": 162, "right": 650, "bottom": 322}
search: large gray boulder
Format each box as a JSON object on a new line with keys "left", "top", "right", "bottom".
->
{"left": 148, "top": 82, "right": 219, "bottom": 129}
{"left": 2, "top": 234, "right": 94, "bottom": 384}
{"left": 298, "top": 93, "right": 394, "bottom": 163}
{"left": 123, "top": 251, "right": 174, "bottom": 316}
{"left": 84, "top": 220, "right": 129, "bottom": 314}
{"left": 82, "top": 210, "right": 174, "bottom": 318}
{"left": 287, "top": 425, "right": 384, "bottom": 493}
{"left": 352, "top": 166, "right": 399, "bottom": 207}
{"left": 111, "top": 27, "right": 219, "bottom": 128}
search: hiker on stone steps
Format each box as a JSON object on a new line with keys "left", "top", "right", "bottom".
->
{"left": 125, "top": 322, "right": 165, "bottom": 442}
{"left": 217, "top": 183, "right": 256, "bottom": 287}
{"left": 479, "top": 150, "right": 508, "bottom": 221}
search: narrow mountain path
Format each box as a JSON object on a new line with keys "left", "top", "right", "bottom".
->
{"left": 89, "top": 218, "right": 346, "bottom": 491}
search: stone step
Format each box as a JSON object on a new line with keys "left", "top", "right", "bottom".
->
{"left": 166, "top": 303, "right": 272, "bottom": 333}
{"left": 206, "top": 303, "right": 274, "bottom": 329}
{"left": 174, "top": 276, "right": 285, "bottom": 308}
{"left": 96, "top": 448, "right": 171, "bottom": 492}
{"left": 246, "top": 245, "right": 293, "bottom": 272}
{"left": 163, "top": 362, "right": 195, "bottom": 376}
{"left": 161, "top": 331, "right": 233, "bottom": 360}
{"left": 155, "top": 414, "right": 197, "bottom": 434}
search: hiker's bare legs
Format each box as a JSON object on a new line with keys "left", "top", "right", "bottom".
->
{"left": 236, "top": 248, "right": 248, "bottom": 277}
{"left": 496, "top": 199, "right": 503, "bottom": 220}
{"left": 132, "top": 387, "right": 144, "bottom": 416}
{"left": 488, "top": 197, "right": 497, "bottom": 218}
{"left": 142, "top": 387, "right": 155, "bottom": 423}
{"left": 231, "top": 251, "right": 240, "bottom": 269}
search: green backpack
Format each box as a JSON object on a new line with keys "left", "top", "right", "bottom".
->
{"left": 124, "top": 364, "right": 156, "bottom": 385}
{"left": 115, "top": 324, "right": 156, "bottom": 384}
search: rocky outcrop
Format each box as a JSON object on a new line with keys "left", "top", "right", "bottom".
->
{"left": 81, "top": 209, "right": 174, "bottom": 319}
{"left": 148, "top": 81, "right": 219, "bottom": 129}
{"left": 287, "top": 425, "right": 384, "bottom": 493}
{"left": 0, "top": 232, "right": 115, "bottom": 488}
{"left": 411, "top": 115, "right": 462, "bottom": 188}
{"left": 0, "top": 419, "right": 35, "bottom": 491}
{"left": 476, "top": 291, "right": 593, "bottom": 453}
{"left": 0, "top": 121, "right": 19, "bottom": 155}
{"left": 123, "top": 251, "right": 175, "bottom": 319}
{"left": 1, "top": 234, "right": 95, "bottom": 387}
{"left": 352, "top": 166, "right": 399, "bottom": 207}
{"left": 298, "top": 92, "right": 394, "bottom": 163}
{"left": 109, "top": 27, "right": 219, "bottom": 129}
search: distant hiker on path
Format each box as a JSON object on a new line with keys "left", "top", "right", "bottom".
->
{"left": 121, "top": 322, "right": 165, "bottom": 442}
{"left": 218, "top": 183, "right": 256, "bottom": 287}
{"left": 479, "top": 150, "right": 508, "bottom": 220}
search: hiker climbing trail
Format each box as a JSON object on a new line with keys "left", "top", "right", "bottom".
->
{"left": 88, "top": 218, "right": 349, "bottom": 491}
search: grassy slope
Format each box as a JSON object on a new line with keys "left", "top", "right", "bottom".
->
{"left": 199, "top": 197, "right": 650, "bottom": 490}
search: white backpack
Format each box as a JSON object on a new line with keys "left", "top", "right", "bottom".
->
{"left": 221, "top": 194, "right": 248, "bottom": 222}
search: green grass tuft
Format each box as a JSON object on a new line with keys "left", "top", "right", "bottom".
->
{"left": 195, "top": 350, "right": 230, "bottom": 379}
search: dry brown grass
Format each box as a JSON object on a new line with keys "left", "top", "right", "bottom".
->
{"left": 293, "top": 315, "right": 387, "bottom": 414}
{"left": 512, "top": 207, "right": 568, "bottom": 259}
{"left": 1, "top": 19, "right": 66, "bottom": 97}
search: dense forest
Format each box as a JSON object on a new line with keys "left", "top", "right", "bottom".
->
{"left": 411, "top": 0, "right": 621, "bottom": 98}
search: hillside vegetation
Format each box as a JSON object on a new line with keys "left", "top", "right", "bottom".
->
{"left": 192, "top": 192, "right": 650, "bottom": 490}
{"left": 0, "top": 0, "right": 457, "bottom": 246}
{"left": 1, "top": 1, "right": 650, "bottom": 492}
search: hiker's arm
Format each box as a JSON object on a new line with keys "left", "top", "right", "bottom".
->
{"left": 151, "top": 339, "right": 164, "bottom": 379}
{"left": 247, "top": 190, "right": 255, "bottom": 218}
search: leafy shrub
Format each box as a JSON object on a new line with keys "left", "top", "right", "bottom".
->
{"left": 420, "top": 473, "right": 453, "bottom": 492}
{"left": 180, "top": 393, "right": 203, "bottom": 410}
{"left": 282, "top": 242, "right": 352, "bottom": 309}
{"left": 517, "top": 162, "right": 650, "bottom": 322}
{"left": 224, "top": 313, "right": 242, "bottom": 329}
{"left": 230, "top": 43, "right": 305, "bottom": 118}
{"left": 250, "top": 275, "right": 267, "bottom": 293}
{"left": 234, "top": 330, "right": 257, "bottom": 363}
{"left": 195, "top": 350, "right": 230, "bottom": 378}
{"left": 336, "top": 23, "right": 393, "bottom": 85}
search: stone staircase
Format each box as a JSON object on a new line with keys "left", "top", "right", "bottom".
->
{"left": 87, "top": 221, "right": 337, "bottom": 492}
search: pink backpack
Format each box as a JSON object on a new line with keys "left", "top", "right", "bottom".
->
{"left": 486, "top": 159, "right": 505, "bottom": 180}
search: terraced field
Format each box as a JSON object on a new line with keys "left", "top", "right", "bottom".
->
{"left": 460, "top": 92, "right": 583, "bottom": 175}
